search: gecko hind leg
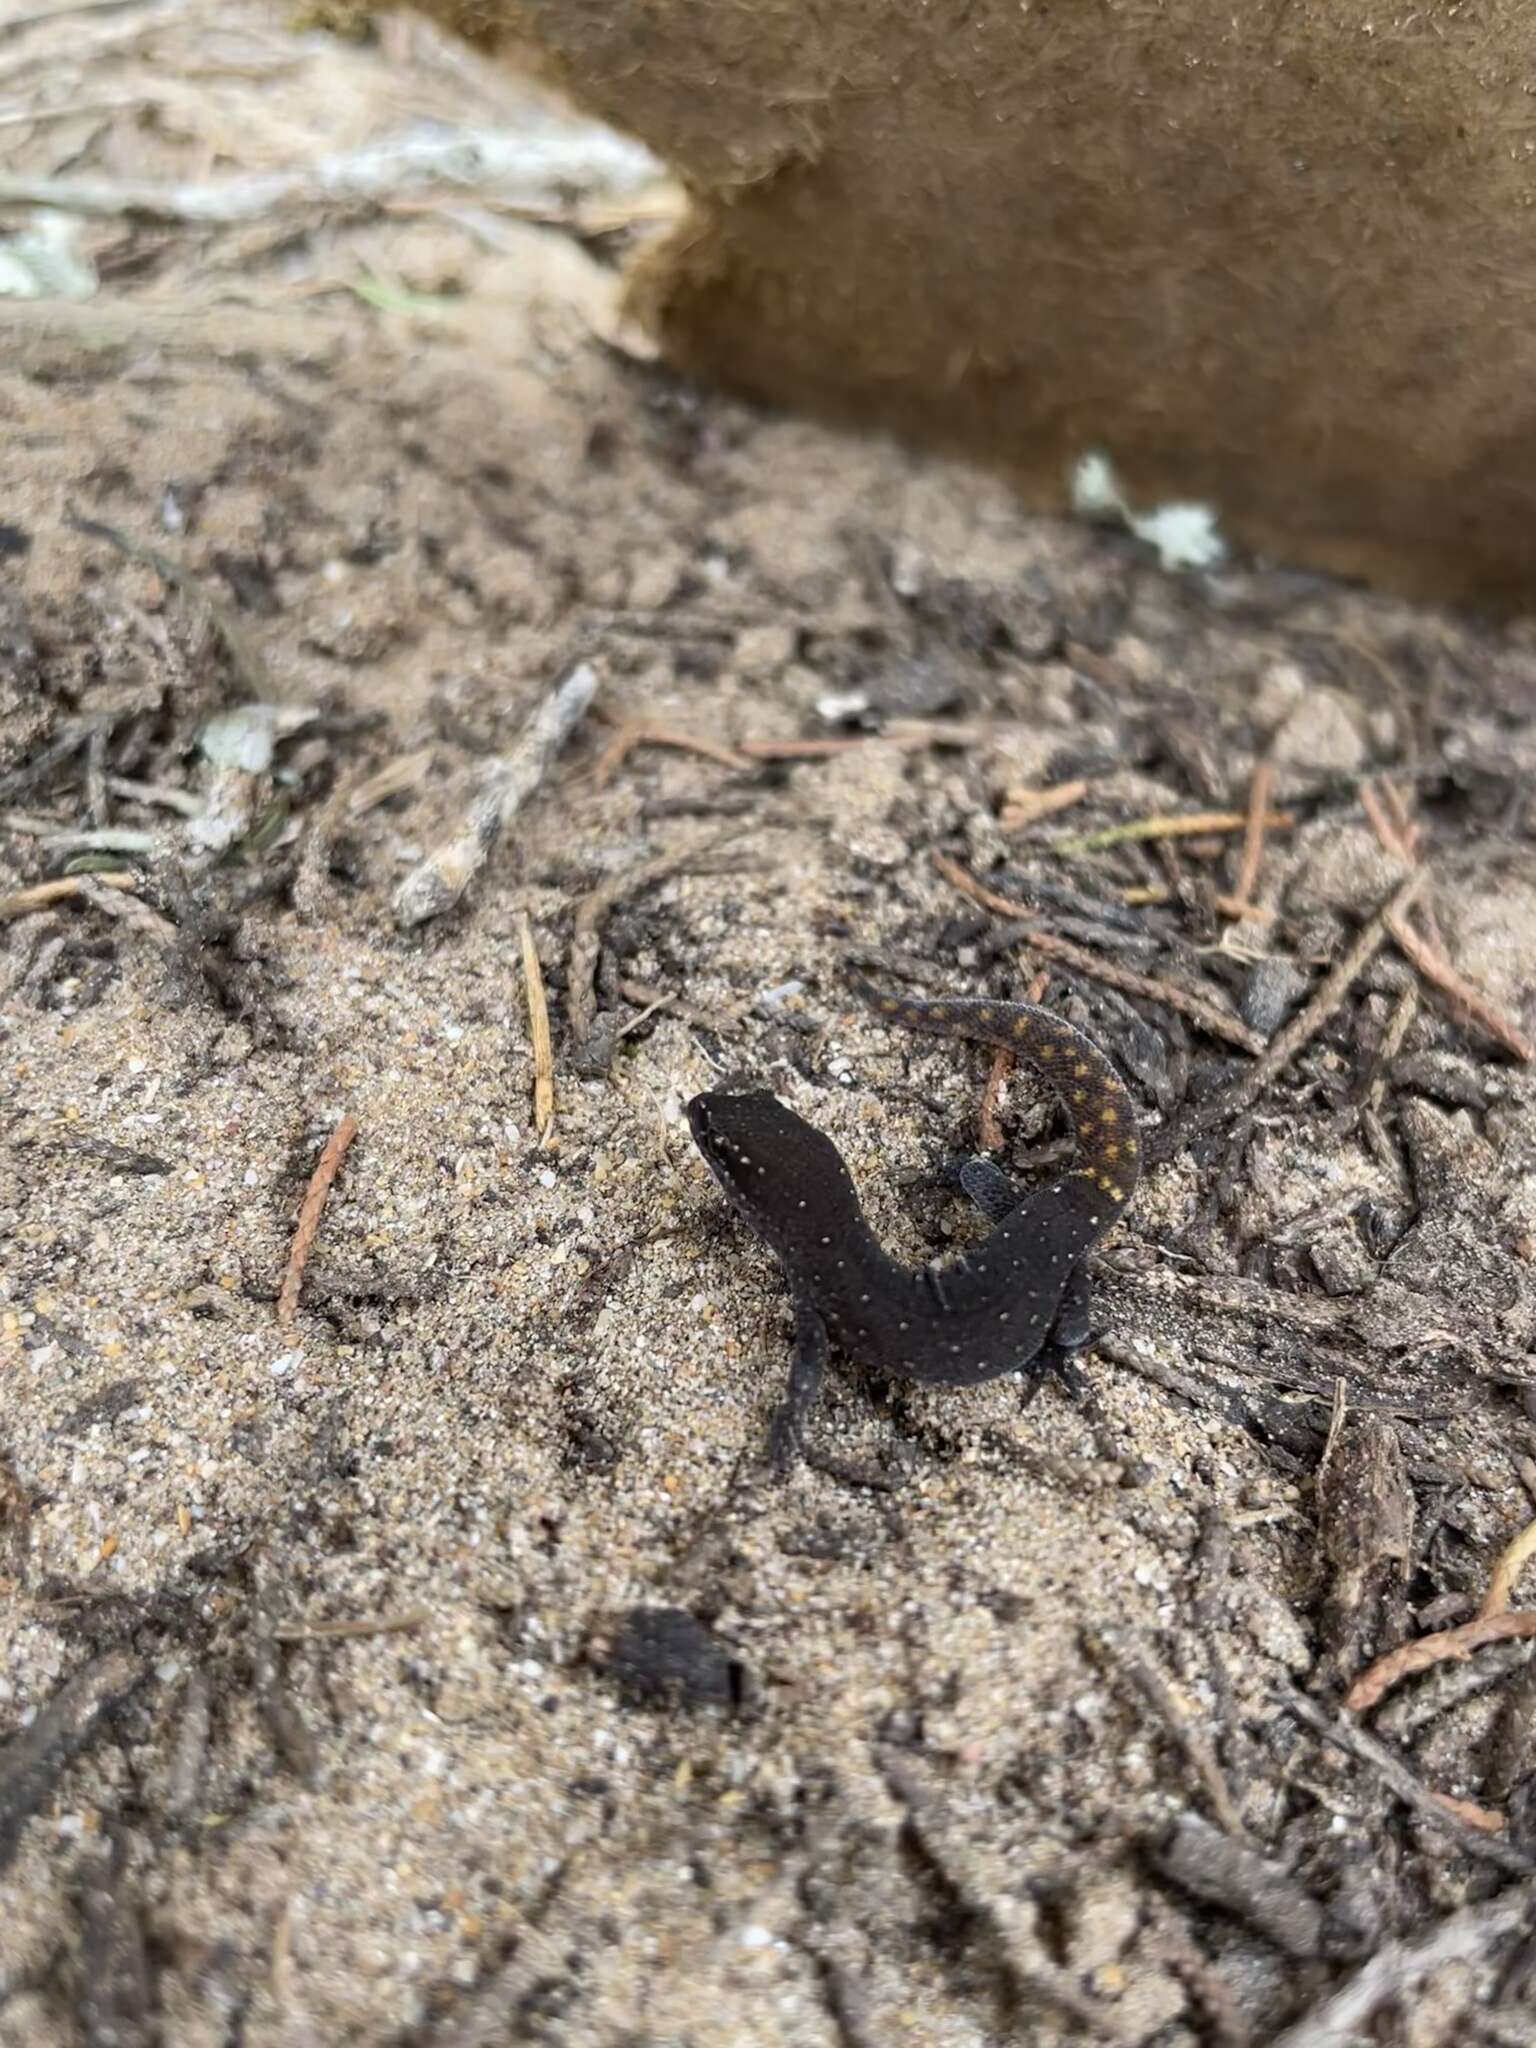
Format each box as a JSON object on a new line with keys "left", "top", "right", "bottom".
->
{"left": 1018, "top": 1264, "right": 1097, "bottom": 1409}
{"left": 958, "top": 1157, "right": 1100, "bottom": 1407}
{"left": 955, "top": 1155, "right": 1024, "bottom": 1225}
{"left": 1049, "top": 1261, "right": 1094, "bottom": 1356}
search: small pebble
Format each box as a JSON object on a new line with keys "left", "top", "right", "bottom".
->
{"left": 1240, "top": 957, "right": 1310, "bottom": 1036}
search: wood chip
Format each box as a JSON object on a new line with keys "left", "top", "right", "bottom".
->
{"left": 1482, "top": 1513, "right": 1536, "bottom": 1619}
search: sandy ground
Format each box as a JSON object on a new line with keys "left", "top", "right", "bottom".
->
{"left": 4, "top": 7, "right": 1536, "bottom": 2045}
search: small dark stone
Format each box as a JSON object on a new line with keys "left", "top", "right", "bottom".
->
{"left": 600, "top": 1606, "right": 747, "bottom": 1711}
{"left": 1359, "top": 1199, "right": 1411, "bottom": 1259}
{"left": 910, "top": 572, "right": 1058, "bottom": 662}
{"left": 210, "top": 549, "right": 281, "bottom": 616}
{"left": 1309, "top": 1222, "right": 1375, "bottom": 1296}
{"left": 569, "top": 1013, "right": 620, "bottom": 1079}
{"left": 863, "top": 654, "right": 963, "bottom": 718}
{"left": 563, "top": 1411, "right": 620, "bottom": 1474}
{"left": 59, "top": 1378, "right": 143, "bottom": 1438}
{"left": 1239, "top": 957, "right": 1310, "bottom": 1036}
{"left": 0, "top": 524, "right": 32, "bottom": 559}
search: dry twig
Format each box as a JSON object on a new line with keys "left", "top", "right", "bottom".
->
{"left": 1090, "top": 1630, "right": 1248, "bottom": 1838}
{"left": 614, "top": 977, "right": 736, "bottom": 1033}
{"left": 519, "top": 913, "right": 555, "bottom": 1142}
{"left": 0, "top": 126, "right": 664, "bottom": 221}
{"left": 567, "top": 839, "right": 734, "bottom": 1044}
{"left": 1153, "top": 1813, "right": 1322, "bottom": 1958}
{"left": 1055, "top": 806, "right": 1292, "bottom": 857}
{"left": 735, "top": 722, "right": 984, "bottom": 762}
{"left": 167, "top": 1671, "right": 210, "bottom": 1823}
{"left": 1343, "top": 1512, "right": 1536, "bottom": 1714}
{"left": 393, "top": 660, "right": 598, "bottom": 928}
{"left": 878, "top": 1755, "right": 1120, "bottom": 2038}
{"left": 1152, "top": 1911, "right": 1252, "bottom": 2048}
{"left": 933, "top": 852, "right": 1264, "bottom": 1054}
{"left": 65, "top": 512, "right": 269, "bottom": 698}
{"left": 591, "top": 721, "right": 752, "bottom": 789}
{"left": 1358, "top": 779, "right": 1413, "bottom": 865}
{"left": 1267, "top": 1882, "right": 1536, "bottom": 2048}
{"left": 0, "top": 871, "right": 138, "bottom": 921}
{"left": 1385, "top": 912, "right": 1534, "bottom": 1063}
{"left": 1359, "top": 778, "right": 1532, "bottom": 1060}
{"left": 1380, "top": 776, "right": 1422, "bottom": 856}
{"left": 0, "top": 1650, "right": 147, "bottom": 1876}
{"left": 346, "top": 748, "right": 435, "bottom": 816}
{"left": 1279, "top": 1686, "right": 1536, "bottom": 1874}
{"left": 1429, "top": 1790, "right": 1513, "bottom": 1833}
{"left": 1224, "top": 756, "right": 1275, "bottom": 918}
{"left": 277, "top": 1116, "right": 359, "bottom": 1327}
{"left": 1242, "top": 866, "right": 1427, "bottom": 1084}
{"left": 1361, "top": 980, "right": 1419, "bottom": 1117}
{"left": 1182, "top": 867, "right": 1430, "bottom": 1139}
{"left": 107, "top": 776, "right": 202, "bottom": 818}
{"left": 998, "top": 779, "right": 1091, "bottom": 833}
{"left": 74, "top": 876, "right": 177, "bottom": 943}
{"left": 274, "top": 1609, "right": 428, "bottom": 1643}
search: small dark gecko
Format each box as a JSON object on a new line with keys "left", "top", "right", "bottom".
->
{"left": 688, "top": 973, "right": 1139, "bottom": 1469}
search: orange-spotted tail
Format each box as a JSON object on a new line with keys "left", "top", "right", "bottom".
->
{"left": 847, "top": 970, "right": 1138, "bottom": 1214}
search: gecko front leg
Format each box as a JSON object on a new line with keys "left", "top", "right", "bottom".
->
{"left": 766, "top": 1290, "right": 830, "bottom": 1474}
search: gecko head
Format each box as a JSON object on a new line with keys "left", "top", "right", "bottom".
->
{"left": 688, "top": 1090, "right": 805, "bottom": 1190}
{"left": 687, "top": 1090, "right": 848, "bottom": 1224}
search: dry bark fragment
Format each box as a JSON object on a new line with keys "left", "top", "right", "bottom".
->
{"left": 1315, "top": 1414, "right": 1414, "bottom": 1689}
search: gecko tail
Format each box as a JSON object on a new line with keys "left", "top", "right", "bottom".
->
{"left": 843, "top": 967, "right": 1139, "bottom": 1216}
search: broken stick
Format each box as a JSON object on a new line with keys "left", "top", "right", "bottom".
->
{"left": 393, "top": 660, "right": 598, "bottom": 928}
{"left": 278, "top": 1116, "right": 360, "bottom": 1327}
